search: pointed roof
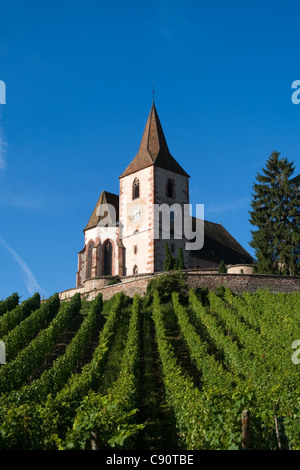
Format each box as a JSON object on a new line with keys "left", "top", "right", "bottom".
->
{"left": 84, "top": 191, "right": 119, "bottom": 231}
{"left": 119, "top": 103, "right": 190, "bottom": 178}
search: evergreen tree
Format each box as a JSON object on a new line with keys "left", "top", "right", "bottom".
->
{"left": 164, "top": 242, "right": 175, "bottom": 271}
{"left": 177, "top": 247, "right": 186, "bottom": 270}
{"left": 218, "top": 259, "right": 227, "bottom": 273}
{"left": 249, "top": 151, "right": 300, "bottom": 275}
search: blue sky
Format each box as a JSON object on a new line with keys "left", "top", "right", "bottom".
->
{"left": 0, "top": 0, "right": 299, "bottom": 300}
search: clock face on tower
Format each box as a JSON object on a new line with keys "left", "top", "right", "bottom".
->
{"left": 129, "top": 205, "right": 142, "bottom": 224}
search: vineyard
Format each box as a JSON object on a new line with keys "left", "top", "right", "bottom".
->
{"left": 0, "top": 278, "right": 299, "bottom": 450}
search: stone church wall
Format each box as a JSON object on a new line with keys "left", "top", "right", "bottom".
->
{"left": 153, "top": 166, "right": 191, "bottom": 271}
{"left": 119, "top": 166, "right": 155, "bottom": 275}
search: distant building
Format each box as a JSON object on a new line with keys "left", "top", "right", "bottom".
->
{"left": 76, "top": 102, "right": 253, "bottom": 286}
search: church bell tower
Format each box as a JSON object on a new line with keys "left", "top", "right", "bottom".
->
{"left": 118, "top": 102, "right": 191, "bottom": 275}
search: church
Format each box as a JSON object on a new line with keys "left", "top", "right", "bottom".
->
{"left": 76, "top": 102, "right": 253, "bottom": 287}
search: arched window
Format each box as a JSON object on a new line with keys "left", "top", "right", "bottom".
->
{"left": 166, "top": 179, "right": 175, "bottom": 199}
{"left": 132, "top": 178, "right": 140, "bottom": 200}
{"left": 87, "top": 242, "right": 94, "bottom": 279}
{"left": 133, "top": 265, "right": 138, "bottom": 275}
{"left": 103, "top": 240, "right": 113, "bottom": 275}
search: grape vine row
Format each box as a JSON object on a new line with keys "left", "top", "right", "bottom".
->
{"left": 0, "top": 286, "right": 298, "bottom": 450}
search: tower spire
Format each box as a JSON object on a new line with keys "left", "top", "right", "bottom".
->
{"left": 152, "top": 83, "right": 155, "bottom": 104}
{"left": 119, "top": 102, "right": 190, "bottom": 178}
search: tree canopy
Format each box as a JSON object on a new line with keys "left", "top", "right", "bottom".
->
{"left": 249, "top": 151, "right": 300, "bottom": 275}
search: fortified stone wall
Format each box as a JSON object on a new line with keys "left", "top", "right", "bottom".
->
{"left": 186, "top": 273, "right": 300, "bottom": 294}
{"left": 59, "top": 271, "right": 300, "bottom": 302}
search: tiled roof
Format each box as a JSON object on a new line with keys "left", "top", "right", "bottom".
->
{"left": 84, "top": 191, "right": 119, "bottom": 231}
{"left": 119, "top": 103, "right": 190, "bottom": 178}
{"left": 191, "top": 218, "right": 254, "bottom": 264}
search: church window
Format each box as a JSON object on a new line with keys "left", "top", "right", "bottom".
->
{"left": 132, "top": 178, "right": 140, "bottom": 200}
{"left": 133, "top": 245, "right": 138, "bottom": 254}
{"left": 133, "top": 265, "right": 138, "bottom": 275}
{"left": 103, "top": 240, "right": 113, "bottom": 275}
{"left": 166, "top": 179, "right": 175, "bottom": 199}
{"left": 87, "top": 242, "right": 94, "bottom": 279}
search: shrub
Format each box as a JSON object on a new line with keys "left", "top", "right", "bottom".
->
{"left": 145, "top": 272, "right": 188, "bottom": 305}
{"left": 107, "top": 278, "right": 121, "bottom": 286}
